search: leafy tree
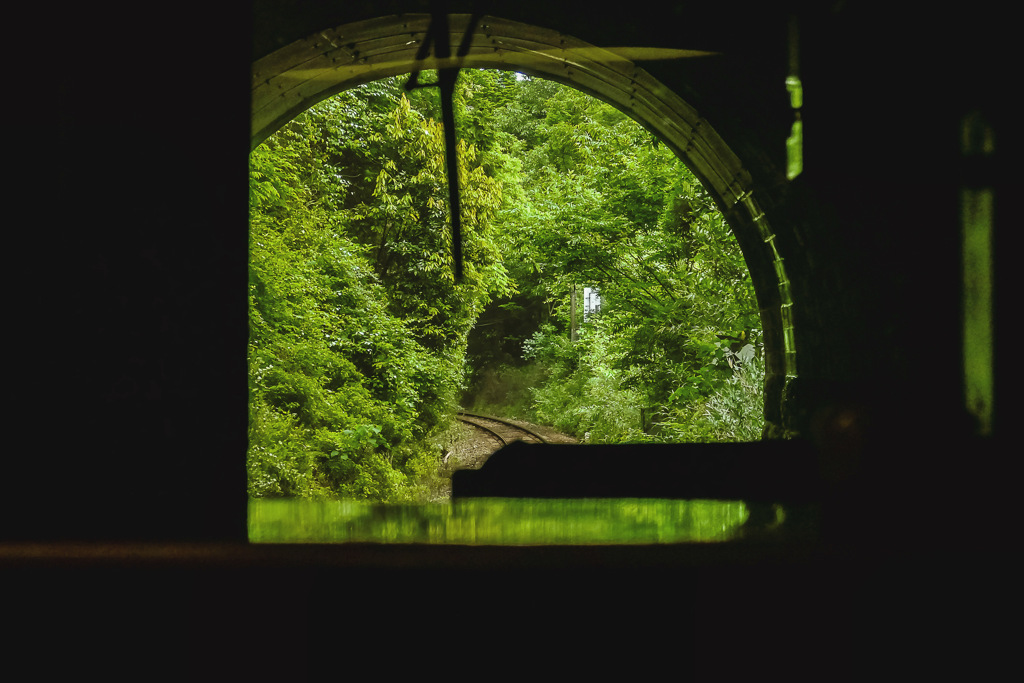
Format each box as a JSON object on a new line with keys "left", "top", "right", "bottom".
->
{"left": 249, "top": 76, "right": 510, "bottom": 500}
{"left": 463, "top": 75, "right": 761, "bottom": 442}
{"left": 249, "top": 69, "right": 765, "bottom": 501}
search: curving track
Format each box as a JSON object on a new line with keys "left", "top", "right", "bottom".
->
{"left": 455, "top": 412, "right": 548, "bottom": 447}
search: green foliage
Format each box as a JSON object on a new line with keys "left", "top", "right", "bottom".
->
{"left": 250, "top": 70, "right": 765, "bottom": 502}
{"left": 524, "top": 321, "right": 645, "bottom": 442}
{"left": 249, "top": 76, "right": 508, "bottom": 501}
{"left": 655, "top": 353, "right": 766, "bottom": 442}
{"left": 464, "top": 75, "right": 763, "bottom": 443}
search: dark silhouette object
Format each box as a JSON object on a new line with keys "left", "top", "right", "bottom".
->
{"left": 452, "top": 440, "right": 821, "bottom": 502}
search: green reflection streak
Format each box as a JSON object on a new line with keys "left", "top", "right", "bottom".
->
{"left": 962, "top": 187, "right": 993, "bottom": 435}
{"left": 248, "top": 498, "right": 750, "bottom": 545}
{"left": 961, "top": 111, "right": 994, "bottom": 436}
{"left": 785, "top": 75, "right": 803, "bottom": 180}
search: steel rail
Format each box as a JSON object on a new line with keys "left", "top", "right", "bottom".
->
{"left": 455, "top": 415, "right": 509, "bottom": 448}
{"left": 455, "top": 412, "right": 548, "bottom": 445}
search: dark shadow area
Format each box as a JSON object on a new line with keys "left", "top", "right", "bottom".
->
{"left": 453, "top": 440, "right": 820, "bottom": 500}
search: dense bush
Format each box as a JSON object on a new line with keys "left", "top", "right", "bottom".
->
{"left": 464, "top": 75, "right": 763, "bottom": 443}
{"left": 250, "top": 70, "right": 764, "bottom": 500}
{"left": 248, "top": 76, "right": 506, "bottom": 500}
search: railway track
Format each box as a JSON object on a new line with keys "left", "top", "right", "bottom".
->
{"left": 455, "top": 412, "right": 548, "bottom": 447}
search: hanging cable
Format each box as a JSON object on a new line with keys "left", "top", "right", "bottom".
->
{"left": 403, "top": 3, "right": 484, "bottom": 282}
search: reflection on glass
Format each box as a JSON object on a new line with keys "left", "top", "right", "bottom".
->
{"left": 249, "top": 498, "right": 801, "bottom": 545}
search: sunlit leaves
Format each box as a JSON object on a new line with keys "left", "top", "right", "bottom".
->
{"left": 467, "top": 73, "right": 761, "bottom": 442}
{"left": 249, "top": 74, "right": 516, "bottom": 501}
{"left": 249, "top": 67, "right": 764, "bottom": 503}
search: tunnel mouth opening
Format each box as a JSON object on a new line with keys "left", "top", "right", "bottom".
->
{"left": 252, "top": 13, "right": 796, "bottom": 431}
{"left": 248, "top": 13, "right": 801, "bottom": 543}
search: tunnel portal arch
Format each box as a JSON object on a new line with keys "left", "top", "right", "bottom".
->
{"left": 251, "top": 13, "right": 797, "bottom": 437}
